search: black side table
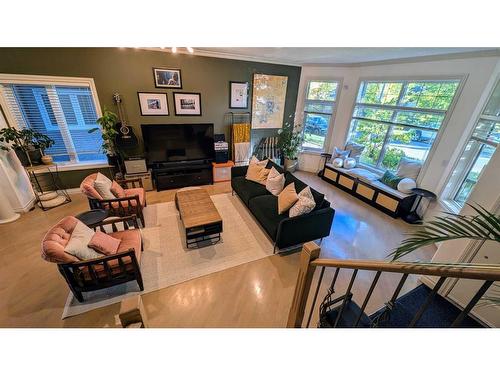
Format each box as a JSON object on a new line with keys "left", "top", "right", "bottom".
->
{"left": 75, "top": 209, "right": 109, "bottom": 226}
{"left": 402, "top": 188, "right": 437, "bottom": 224}
{"left": 318, "top": 153, "right": 332, "bottom": 177}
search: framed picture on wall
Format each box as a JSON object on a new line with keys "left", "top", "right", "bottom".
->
{"left": 137, "top": 92, "right": 169, "bottom": 116}
{"left": 229, "top": 81, "right": 249, "bottom": 109}
{"left": 153, "top": 67, "right": 182, "bottom": 88}
{"left": 173, "top": 92, "right": 202, "bottom": 116}
{"left": 251, "top": 73, "right": 288, "bottom": 129}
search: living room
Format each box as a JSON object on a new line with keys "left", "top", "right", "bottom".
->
{"left": 1, "top": 1, "right": 499, "bottom": 374}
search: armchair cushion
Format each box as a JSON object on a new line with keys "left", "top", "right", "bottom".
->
{"left": 42, "top": 216, "right": 80, "bottom": 263}
{"left": 88, "top": 231, "right": 121, "bottom": 255}
{"left": 124, "top": 188, "right": 145, "bottom": 206}
{"left": 80, "top": 173, "right": 103, "bottom": 200}
{"left": 111, "top": 180, "right": 126, "bottom": 198}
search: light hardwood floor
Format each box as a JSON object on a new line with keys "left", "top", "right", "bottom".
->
{"left": 0, "top": 171, "right": 434, "bottom": 328}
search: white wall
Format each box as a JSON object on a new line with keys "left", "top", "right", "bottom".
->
{"left": 296, "top": 56, "right": 500, "bottom": 208}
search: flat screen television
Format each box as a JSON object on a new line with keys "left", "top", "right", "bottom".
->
{"left": 141, "top": 124, "right": 214, "bottom": 163}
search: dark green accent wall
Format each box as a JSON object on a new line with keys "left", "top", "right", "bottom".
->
{"left": 0, "top": 48, "right": 301, "bottom": 187}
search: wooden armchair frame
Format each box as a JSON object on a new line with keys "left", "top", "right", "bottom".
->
{"left": 58, "top": 215, "right": 144, "bottom": 302}
{"left": 88, "top": 177, "right": 146, "bottom": 226}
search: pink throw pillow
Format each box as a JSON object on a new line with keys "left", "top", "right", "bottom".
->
{"left": 88, "top": 231, "right": 121, "bottom": 255}
{"left": 110, "top": 181, "right": 126, "bottom": 198}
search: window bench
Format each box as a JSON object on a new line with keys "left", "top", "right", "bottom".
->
{"left": 322, "top": 163, "right": 417, "bottom": 218}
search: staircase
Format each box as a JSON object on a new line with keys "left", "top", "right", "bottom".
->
{"left": 287, "top": 242, "right": 500, "bottom": 328}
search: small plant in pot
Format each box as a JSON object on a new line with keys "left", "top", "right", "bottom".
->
{"left": 88, "top": 108, "right": 120, "bottom": 166}
{"left": 277, "top": 119, "right": 304, "bottom": 172}
{"left": 0, "top": 127, "right": 55, "bottom": 166}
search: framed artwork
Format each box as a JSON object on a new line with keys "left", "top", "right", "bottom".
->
{"left": 153, "top": 67, "right": 182, "bottom": 88}
{"left": 229, "top": 81, "right": 249, "bottom": 109}
{"left": 137, "top": 92, "right": 169, "bottom": 116}
{"left": 251, "top": 73, "right": 288, "bottom": 129}
{"left": 173, "top": 92, "right": 202, "bottom": 116}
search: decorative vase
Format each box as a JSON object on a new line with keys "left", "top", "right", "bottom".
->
{"left": 41, "top": 155, "right": 53, "bottom": 165}
{"left": 284, "top": 158, "right": 298, "bottom": 172}
{"left": 27, "top": 149, "right": 43, "bottom": 165}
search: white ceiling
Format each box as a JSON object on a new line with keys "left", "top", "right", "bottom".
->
{"left": 191, "top": 47, "right": 499, "bottom": 66}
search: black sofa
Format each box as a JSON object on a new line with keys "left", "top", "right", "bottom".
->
{"left": 231, "top": 161, "right": 335, "bottom": 252}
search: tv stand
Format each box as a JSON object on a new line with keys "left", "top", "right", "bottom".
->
{"left": 151, "top": 160, "right": 213, "bottom": 191}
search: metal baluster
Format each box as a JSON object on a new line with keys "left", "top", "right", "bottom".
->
{"left": 372, "top": 273, "right": 409, "bottom": 327}
{"left": 354, "top": 271, "right": 382, "bottom": 327}
{"left": 451, "top": 280, "right": 494, "bottom": 328}
{"left": 333, "top": 269, "right": 358, "bottom": 328}
{"left": 306, "top": 266, "right": 325, "bottom": 328}
{"left": 408, "top": 276, "right": 446, "bottom": 327}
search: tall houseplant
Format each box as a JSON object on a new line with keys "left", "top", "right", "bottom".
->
{"left": 278, "top": 120, "right": 303, "bottom": 172}
{"left": 0, "top": 127, "right": 54, "bottom": 166}
{"left": 89, "top": 108, "right": 119, "bottom": 165}
{"left": 391, "top": 204, "right": 500, "bottom": 305}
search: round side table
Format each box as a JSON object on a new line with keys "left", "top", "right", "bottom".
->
{"left": 75, "top": 209, "right": 109, "bottom": 226}
{"left": 402, "top": 188, "right": 437, "bottom": 224}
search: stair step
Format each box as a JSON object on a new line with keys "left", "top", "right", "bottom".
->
{"left": 321, "top": 300, "right": 371, "bottom": 328}
{"left": 369, "top": 285, "right": 483, "bottom": 328}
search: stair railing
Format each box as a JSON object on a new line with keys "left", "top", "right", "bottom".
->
{"left": 287, "top": 242, "right": 500, "bottom": 328}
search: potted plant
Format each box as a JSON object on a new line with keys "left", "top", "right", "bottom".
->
{"left": 277, "top": 119, "right": 304, "bottom": 172}
{"left": 88, "top": 108, "right": 120, "bottom": 166}
{"left": 0, "top": 127, "right": 55, "bottom": 166}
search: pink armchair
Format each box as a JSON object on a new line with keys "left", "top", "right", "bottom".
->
{"left": 80, "top": 173, "right": 146, "bottom": 226}
{"left": 41, "top": 215, "right": 144, "bottom": 302}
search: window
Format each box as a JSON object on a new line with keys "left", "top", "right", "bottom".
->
{"left": 347, "top": 79, "right": 460, "bottom": 171}
{"left": 444, "top": 79, "right": 500, "bottom": 206}
{"left": 302, "top": 80, "right": 339, "bottom": 151}
{"left": 0, "top": 78, "right": 105, "bottom": 164}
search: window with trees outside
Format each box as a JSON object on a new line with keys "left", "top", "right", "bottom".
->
{"left": 444, "top": 79, "right": 500, "bottom": 206}
{"left": 302, "top": 80, "right": 339, "bottom": 151}
{"left": 347, "top": 79, "right": 460, "bottom": 171}
{"left": 0, "top": 79, "right": 105, "bottom": 164}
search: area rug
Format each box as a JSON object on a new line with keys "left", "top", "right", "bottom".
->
{"left": 61, "top": 193, "right": 274, "bottom": 319}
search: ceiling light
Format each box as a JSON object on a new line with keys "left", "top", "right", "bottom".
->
{"left": 187, "top": 47, "right": 194, "bottom": 54}
{"left": 171, "top": 47, "right": 177, "bottom": 53}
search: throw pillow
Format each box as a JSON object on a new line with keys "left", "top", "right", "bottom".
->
{"left": 344, "top": 141, "right": 365, "bottom": 161}
{"left": 289, "top": 186, "right": 316, "bottom": 218}
{"left": 88, "top": 231, "right": 121, "bottom": 256}
{"left": 396, "top": 157, "right": 422, "bottom": 180}
{"left": 333, "top": 147, "right": 350, "bottom": 160}
{"left": 278, "top": 183, "right": 299, "bottom": 214}
{"left": 249, "top": 155, "right": 268, "bottom": 167}
{"left": 246, "top": 163, "right": 269, "bottom": 185}
{"left": 397, "top": 178, "right": 417, "bottom": 194}
{"left": 332, "top": 157, "right": 344, "bottom": 168}
{"left": 64, "top": 220, "right": 103, "bottom": 260}
{"left": 110, "top": 180, "right": 126, "bottom": 198}
{"left": 343, "top": 157, "right": 356, "bottom": 169}
{"left": 379, "top": 170, "right": 403, "bottom": 190}
{"left": 266, "top": 167, "right": 285, "bottom": 196}
{"left": 93, "top": 172, "right": 115, "bottom": 200}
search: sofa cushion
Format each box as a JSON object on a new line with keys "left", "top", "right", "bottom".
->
{"left": 278, "top": 182, "right": 299, "bottom": 214}
{"left": 246, "top": 162, "right": 270, "bottom": 185}
{"left": 248, "top": 195, "right": 288, "bottom": 240}
{"left": 344, "top": 141, "right": 365, "bottom": 162}
{"left": 232, "top": 176, "right": 270, "bottom": 205}
{"left": 345, "top": 167, "right": 379, "bottom": 183}
{"left": 397, "top": 178, "right": 417, "bottom": 194}
{"left": 284, "top": 172, "right": 325, "bottom": 209}
{"left": 333, "top": 147, "right": 350, "bottom": 160}
{"left": 265, "top": 160, "right": 284, "bottom": 174}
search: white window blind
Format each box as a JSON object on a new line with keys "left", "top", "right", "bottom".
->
{"left": 1, "top": 83, "right": 105, "bottom": 164}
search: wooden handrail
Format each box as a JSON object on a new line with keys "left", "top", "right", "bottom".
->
{"left": 286, "top": 242, "right": 500, "bottom": 328}
{"left": 310, "top": 259, "right": 500, "bottom": 281}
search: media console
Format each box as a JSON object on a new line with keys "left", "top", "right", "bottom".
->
{"left": 151, "top": 160, "right": 213, "bottom": 191}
